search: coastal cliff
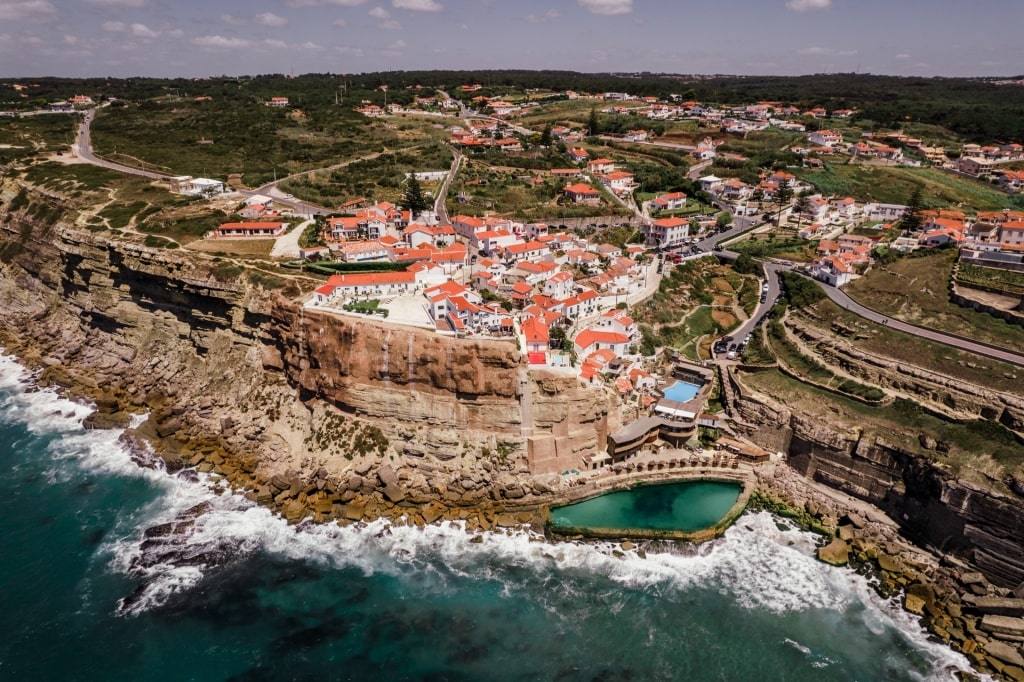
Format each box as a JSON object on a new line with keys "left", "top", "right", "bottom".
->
{"left": 728, "top": 365, "right": 1024, "bottom": 590}
{"left": 0, "top": 179, "right": 613, "bottom": 528}
{"left": 2, "top": 178, "right": 1021, "bottom": 587}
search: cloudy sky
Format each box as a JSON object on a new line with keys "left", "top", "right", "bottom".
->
{"left": 0, "top": 0, "right": 1020, "bottom": 78}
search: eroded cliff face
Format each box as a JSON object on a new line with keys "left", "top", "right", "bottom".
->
{"left": 263, "top": 298, "right": 523, "bottom": 439}
{"left": 0, "top": 180, "right": 613, "bottom": 508}
{"left": 729, "top": 366, "right": 1024, "bottom": 589}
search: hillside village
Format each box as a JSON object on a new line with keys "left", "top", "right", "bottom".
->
{"left": 12, "top": 78, "right": 1024, "bottom": 469}
{"left": 126, "top": 83, "right": 1020, "bottom": 450}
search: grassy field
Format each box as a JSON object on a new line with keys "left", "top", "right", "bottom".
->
{"left": 89, "top": 100, "right": 445, "bottom": 186}
{"left": 957, "top": 263, "right": 1024, "bottom": 295}
{"left": 739, "top": 368, "right": 1023, "bottom": 487}
{"left": 896, "top": 122, "right": 965, "bottom": 151}
{"left": 514, "top": 100, "right": 601, "bottom": 129}
{"left": 729, "top": 234, "right": 817, "bottom": 262}
{"left": 21, "top": 161, "right": 127, "bottom": 193}
{"left": 803, "top": 299, "right": 1022, "bottom": 395}
{"left": 16, "top": 160, "right": 235, "bottom": 245}
{"left": 280, "top": 143, "right": 452, "bottom": 207}
{"left": 445, "top": 159, "right": 630, "bottom": 220}
{"left": 845, "top": 249, "right": 1024, "bottom": 351}
{"left": 795, "top": 163, "right": 1021, "bottom": 211}
{"left": 767, "top": 319, "right": 886, "bottom": 400}
{"left": 0, "top": 114, "right": 78, "bottom": 164}
{"left": 636, "top": 260, "right": 754, "bottom": 356}
{"left": 187, "top": 239, "right": 276, "bottom": 257}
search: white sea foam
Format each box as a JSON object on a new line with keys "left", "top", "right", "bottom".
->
{"left": 0, "top": 351, "right": 984, "bottom": 678}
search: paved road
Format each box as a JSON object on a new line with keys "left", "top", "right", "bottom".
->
{"left": 721, "top": 258, "right": 1024, "bottom": 367}
{"left": 76, "top": 109, "right": 169, "bottom": 179}
{"left": 269, "top": 218, "right": 311, "bottom": 259}
{"left": 816, "top": 279, "right": 1024, "bottom": 368}
{"left": 434, "top": 150, "right": 462, "bottom": 224}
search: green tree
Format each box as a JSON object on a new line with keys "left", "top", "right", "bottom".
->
{"left": 775, "top": 181, "right": 794, "bottom": 225}
{"left": 733, "top": 252, "right": 761, "bottom": 275}
{"left": 540, "top": 124, "right": 552, "bottom": 147}
{"left": 793, "top": 190, "right": 812, "bottom": 231}
{"left": 779, "top": 271, "right": 825, "bottom": 308}
{"left": 549, "top": 324, "right": 567, "bottom": 349}
{"left": 898, "top": 184, "right": 924, "bottom": 233}
{"left": 402, "top": 175, "right": 429, "bottom": 215}
{"left": 716, "top": 212, "right": 732, "bottom": 227}
{"left": 588, "top": 107, "right": 599, "bottom": 136}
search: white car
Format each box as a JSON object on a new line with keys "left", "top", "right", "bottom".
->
{"left": 284, "top": 193, "right": 294, "bottom": 199}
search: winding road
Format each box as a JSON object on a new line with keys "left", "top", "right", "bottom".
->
{"left": 75, "top": 109, "right": 169, "bottom": 180}
{"left": 68, "top": 105, "right": 1024, "bottom": 369}
{"left": 812, "top": 276, "right": 1024, "bottom": 367}
{"left": 730, "top": 262, "right": 1024, "bottom": 368}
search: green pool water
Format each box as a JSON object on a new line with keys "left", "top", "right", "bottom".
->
{"left": 550, "top": 480, "right": 743, "bottom": 533}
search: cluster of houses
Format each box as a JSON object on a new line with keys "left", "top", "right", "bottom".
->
{"left": 955, "top": 144, "right": 1024, "bottom": 188}
{"left": 48, "top": 95, "right": 93, "bottom": 112}
{"left": 798, "top": 202, "right": 1024, "bottom": 286}
{"left": 295, "top": 199, "right": 659, "bottom": 387}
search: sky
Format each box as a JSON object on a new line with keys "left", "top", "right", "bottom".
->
{"left": 0, "top": 0, "right": 1021, "bottom": 79}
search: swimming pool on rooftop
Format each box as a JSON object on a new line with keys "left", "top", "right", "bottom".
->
{"left": 663, "top": 380, "right": 701, "bottom": 403}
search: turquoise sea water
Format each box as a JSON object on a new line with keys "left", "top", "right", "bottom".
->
{"left": 550, "top": 481, "right": 742, "bottom": 533}
{"left": 0, "top": 354, "right": 973, "bottom": 681}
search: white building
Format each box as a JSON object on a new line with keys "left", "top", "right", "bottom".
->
{"left": 646, "top": 217, "right": 689, "bottom": 248}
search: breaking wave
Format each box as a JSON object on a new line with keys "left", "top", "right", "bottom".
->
{"left": 0, "top": 352, "right": 977, "bottom": 679}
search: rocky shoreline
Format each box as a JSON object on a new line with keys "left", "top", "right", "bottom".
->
{"left": 1, "top": 184, "right": 1022, "bottom": 679}
{"left": 756, "top": 463, "right": 1024, "bottom": 681}
{"left": 6, "top": 325, "right": 1024, "bottom": 680}
{"left": 62, "top": 372, "right": 1024, "bottom": 680}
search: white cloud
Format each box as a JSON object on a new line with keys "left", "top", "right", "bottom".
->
{"left": 0, "top": 0, "right": 57, "bottom": 22}
{"left": 224, "top": 13, "right": 289, "bottom": 27}
{"left": 332, "top": 18, "right": 347, "bottom": 27}
{"left": 263, "top": 38, "right": 288, "bottom": 48}
{"left": 164, "top": 27, "right": 183, "bottom": 38}
{"left": 130, "top": 23, "right": 158, "bottom": 38}
{"left": 335, "top": 45, "right": 364, "bottom": 56}
{"left": 387, "top": 38, "right": 406, "bottom": 49}
{"left": 577, "top": 0, "right": 631, "bottom": 15}
{"left": 84, "top": 0, "right": 149, "bottom": 6}
{"left": 298, "top": 41, "right": 322, "bottom": 49}
{"left": 284, "top": 0, "right": 366, "bottom": 7}
{"left": 101, "top": 20, "right": 126, "bottom": 32}
{"left": 392, "top": 0, "right": 441, "bottom": 11}
{"left": 369, "top": 6, "right": 401, "bottom": 28}
{"left": 526, "top": 8, "right": 560, "bottom": 23}
{"left": 255, "top": 12, "right": 288, "bottom": 26}
{"left": 785, "top": 0, "right": 832, "bottom": 12}
{"left": 797, "top": 46, "right": 856, "bottom": 56}
{"left": 63, "top": 33, "right": 77, "bottom": 44}
{"left": 192, "top": 35, "right": 251, "bottom": 49}
{"left": 895, "top": 52, "right": 911, "bottom": 60}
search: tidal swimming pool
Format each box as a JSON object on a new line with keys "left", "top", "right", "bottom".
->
{"left": 549, "top": 480, "right": 743, "bottom": 534}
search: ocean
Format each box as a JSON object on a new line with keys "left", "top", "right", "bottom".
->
{"left": 0, "top": 353, "right": 976, "bottom": 681}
